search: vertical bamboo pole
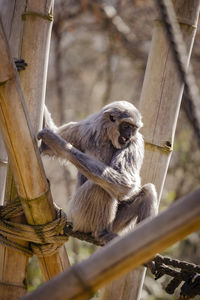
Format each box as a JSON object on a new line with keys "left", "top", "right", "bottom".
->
{"left": 138, "top": 0, "right": 200, "bottom": 299}
{"left": 0, "top": 1, "right": 8, "bottom": 208}
{"left": 100, "top": 1, "right": 200, "bottom": 299}
{"left": 0, "top": 166, "right": 29, "bottom": 299}
{"left": 140, "top": 0, "right": 200, "bottom": 198}
{"left": 0, "top": 132, "right": 7, "bottom": 204}
{"left": 0, "top": 3, "right": 29, "bottom": 298}
{"left": 0, "top": 1, "right": 70, "bottom": 298}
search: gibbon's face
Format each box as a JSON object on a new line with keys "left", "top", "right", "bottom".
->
{"left": 103, "top": 101, "right": 143, "bottom": 149}
{"left": 118, "top": 122, "right": 138, "bottom": 146}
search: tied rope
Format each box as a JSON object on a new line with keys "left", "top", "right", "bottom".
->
{"left": 0, "top": 198, "right": 68, "bottom": 257}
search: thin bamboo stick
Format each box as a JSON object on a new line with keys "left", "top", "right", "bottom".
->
{"left": 21, "top": 189, "right": 200, "bottom": 300}
{"left": 100, "top": 1, "right": 200, "bottom": 299}
{"left": 0, "top": 132, "right": 7, "bottom": 204}
{"left": 0, "top": 5, "right": 69, "bottom": 288}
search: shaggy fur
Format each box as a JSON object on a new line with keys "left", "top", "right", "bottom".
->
{"left": 38, "top": 101, "right": 158, "bottom": 242}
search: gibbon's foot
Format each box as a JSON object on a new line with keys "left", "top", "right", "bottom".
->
{"left": 15, "top": 59, "right": 27, "bottom": 71}
{"left": 97, "top": 229, "right": 118, "bottom": 245}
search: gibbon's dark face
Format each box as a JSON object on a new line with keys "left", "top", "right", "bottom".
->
{"left": 103, "top": 101, "right": 143, "bottom": 149}
{"left": 118, "top": 122, "right": 138, "bottom": 145}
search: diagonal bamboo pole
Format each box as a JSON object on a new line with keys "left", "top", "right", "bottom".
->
{"left": 0, "top": 4, "right": 69, "bottom": 289}
{"left": 21, "top": 188, "right": 200, "bottom": 300}
{"left": 100, "top": 1, "right": 200, "bottom": 299}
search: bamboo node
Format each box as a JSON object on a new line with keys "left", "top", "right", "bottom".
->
{"left": 164, "top": 141, "right": 172, "bottom": 151}
{"left": 20, "top": 187, "right": 51, "bottom": 205}
{"left": 22, "top": 11, "right": 53, "bottom": 22}
{"left": 0, "top": 280, "right": 26, "bottom": 289}
{"left": 0, "top": 80, "right": 9, "bottom": 86}
{"left": 145, "top": 141, "right": 173, "bottom": 153}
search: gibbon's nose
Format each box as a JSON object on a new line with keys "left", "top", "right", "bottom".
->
{"left": 118, "top": 136, "right": 128, "bottom": 145}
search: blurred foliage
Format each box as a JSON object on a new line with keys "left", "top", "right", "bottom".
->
{"left": 27, "top": 0, "right": 200, "bottom": 299}
{"left": 27, "top": 256, "right": 44, "bottom": 292}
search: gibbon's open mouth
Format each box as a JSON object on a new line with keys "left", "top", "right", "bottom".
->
{"left": 119, "top": 136, "right": 129, "bottom": 145}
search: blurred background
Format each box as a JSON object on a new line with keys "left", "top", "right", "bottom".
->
{"left": 28, "top": 1, "right": 200, "bottom": 299}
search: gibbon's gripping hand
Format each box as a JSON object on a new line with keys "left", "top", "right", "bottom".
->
{"left": 37, "top": 128, "right": 72, "bottom": 157}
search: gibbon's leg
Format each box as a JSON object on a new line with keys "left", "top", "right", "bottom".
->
{"left": 98, "top": 184, "right": 158, "bottom": 244}
{"left": 112, "top": 183, "right": 158, "bottom": 232}
{"left": 38, "top": 128, "right": 135, "bottom": 199}
{"left": 67, "top": 180, "right": 117, "bottom": 234}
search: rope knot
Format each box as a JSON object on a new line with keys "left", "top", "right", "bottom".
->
{"left": 0, "top": 199, "right": 68, "bottom": 256}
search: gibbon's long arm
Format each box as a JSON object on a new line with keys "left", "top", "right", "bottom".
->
{"left": 38, "top": 128, "right": 138, "bottom": 199}
{"left": 43, "top": 106, "right": 83, "bottom": 150}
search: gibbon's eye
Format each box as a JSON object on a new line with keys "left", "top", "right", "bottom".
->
{"left": 109, "top": 114, "right": 115, "bottom": 122}
{"left": 123, "top": 123, "right": 130, "bottom": 129}
{"left": 121, "top": 122, "right": 135, "bottom": 130}
{"left": 126, "top": 123, "right": 138, "bottom": 130}
{"left": 131, "top": 124, "right": 138, "bottom": 130}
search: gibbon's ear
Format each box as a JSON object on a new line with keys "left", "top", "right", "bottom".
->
{"left": 109, "top": 114, "right": 116, "bottom": 122}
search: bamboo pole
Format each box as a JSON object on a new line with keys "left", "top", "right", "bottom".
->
{"left": 140, "top": 0, "right": 200, "bottom": 198}
{"left": 0, "top": 166, "right": 29, "bottom": 299}
{"left": 100, "top": 1, "right": 200, "bottom": 299}
{"left": 0, "top": 2, "right": 8, "bottom": 206}
{"left": 0, "top": 3, "right": 29, "bottom": 298}
{"left": 0, "top": 2, "right": 69, "bottom": 290}
{"left": 21, "top": 189, "right": 200, "bottom": 300}
{"left": 0, "top": 132, "right": 7, "bottom": 204}
{"left": 138, "top": 0, "right": 200, "bottom": 298}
